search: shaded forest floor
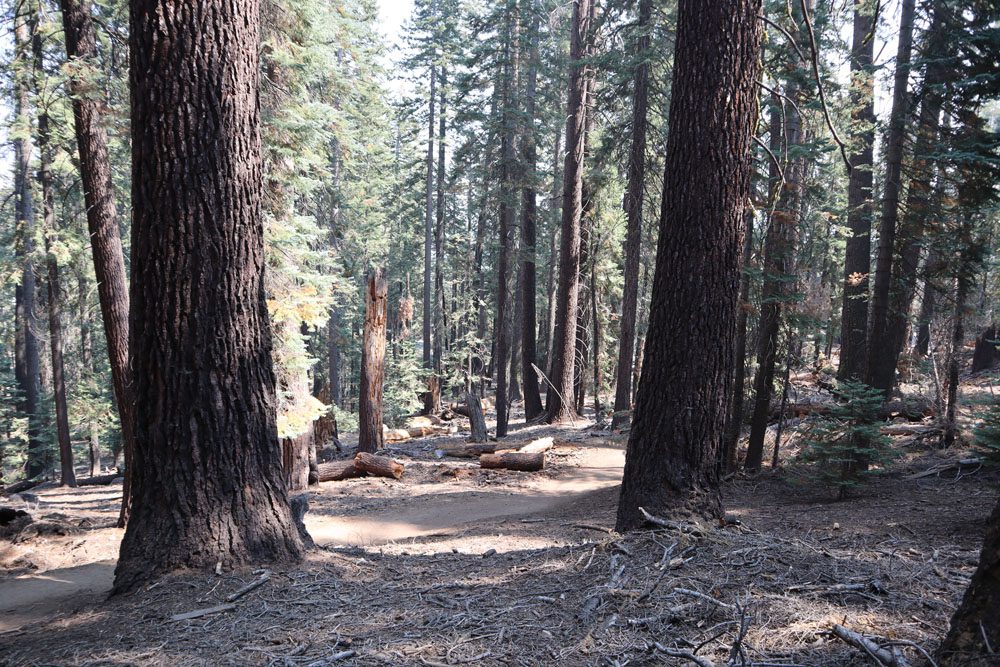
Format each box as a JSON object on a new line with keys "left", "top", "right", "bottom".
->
{"left": 1, "top": 407, "right": 998, "bottom": 665}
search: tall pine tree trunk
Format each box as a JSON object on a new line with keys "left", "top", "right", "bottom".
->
{"left": 116, "top": 0, "right": 304, "bottom": 593}
{"left": 546, "top": 0, "right": 592, "bottom": 423}
{"left": 434, "top": 70, "right": 447, "bottom": 372}
{"left": 617, "top": 0, "right": 762, "bottom": 529}
{"left": 423, "top": 65, "right": 436, "bottom": 369}
{"left": 59, "top": 0, "right": 134, "bottom": 518}
{"left": 14, "top": 11, "right": 44, "bottom": 481}
{"left": 836, "top": 0, "right": 877, "bottom": 382}
{"left": 865, "top": 0, "right": 916, "bottom": 395}
{"left": 612, "top": 0, "right": 651, "bottom": 430}
{"left": 495, "top": 0, "right": 519, "bottom": 437}
{"left": 520, "top": 0, "right": 543, "bottom": 420}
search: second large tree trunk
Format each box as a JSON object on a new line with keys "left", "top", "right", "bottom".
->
{"left": 616, "top": 0, "right": 762, "bottom": 529}
{"left": 115, "top": 0, "right": 304, "bottom": 593}
{"left": 359, "top": 270, "right": 388, "bottom": 453}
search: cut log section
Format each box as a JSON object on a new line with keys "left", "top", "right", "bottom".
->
{"left": 480, "top": 452, "right": 544, "bottom": 472}
{"left": 354, "top": 452, "right": 404, "bottom": 480}
{"left": 316, "top": 460, "right": 364, "bottom": 482}
{"left": 517, "top": 437, "right": 553, "bottom": 454}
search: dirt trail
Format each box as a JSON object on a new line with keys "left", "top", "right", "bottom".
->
{"left": 0, "top": 562, "right": 115, "bottom": 633}
{"left": 305, "top": 445, "right": 624, "bottom": 546}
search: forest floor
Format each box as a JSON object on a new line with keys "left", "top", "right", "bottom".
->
{"left": 1, "top": 395, "right": 998, "bottom": 666}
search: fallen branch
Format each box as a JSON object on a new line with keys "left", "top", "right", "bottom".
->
{"left": 638, "top": 507, "right": 705, "bottom": 537}
{"left": 171, "top": 603, "right": 237, "bottom": 622}
{"left": 829, "top": 624, "right": 912, "bottom": 667}
{"left": 653, "top": 643, "right": 715, "bottom": 667}
{"left": 225, "top": 572, "right": 270, "bottom": 603}
{"left": 673, "top": 587, "right": 735, "bottom": 610}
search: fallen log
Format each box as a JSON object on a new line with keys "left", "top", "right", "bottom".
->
{"left": 480, "top": 452, "right": 544, "bottom": 472}
{"left": 1, "top": 478, "right": 44, "bottom": 496}
{"left": 406, "top": 425, "right": 451, "bottom": 439}
{"left": 77, "top": 473, "right": 122, "bottom": 487}
{"left": 316, "top": 460, "right": 364, "bottom": 482}
{"left": 435, "top": 443, "right": 500, "bottom": 458}
{"left": 880, "top": 423, "right": 939, "bottom": 437}
{"left": 517, "top": 437, "right": 554, "bottom": 454}
{"left": 354, "top": 452, "right": 404, "bottom": 480}
{"left": 829, "top": 624, "right": 912, "bottom": 667}
{"left": 384, "top": 427, "right": 411, "bottom": 443}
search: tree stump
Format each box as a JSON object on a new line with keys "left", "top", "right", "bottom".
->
{"left": 480, "top": 452, "right": 544, "bottom": 472}
{"left": 466, "top": 391, "right": 488, "bottom": 443}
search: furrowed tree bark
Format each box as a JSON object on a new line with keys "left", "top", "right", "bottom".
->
{"left": 14, "top": 11, "right": 44, "bottom": 481}
{"left": 836, "top": 0, "right": 876, "bottom": 382}
{"left": 520, "top": 1, "right": 544, "bottom": 421}
{"left": 865, "top": 0, "right": 916, "bottom": 395}
{"left": 546, "top": 0, "right": 592, "bottom": 424}
{"left": 937, "top": 494, "right": 1000, "bottom": 664}
{"left": 495, "top": 0, "right": 519, "bottom": 437}
{"left": 612, "top": 0, "right": 651, "bottom": 430}
{"left": 59, "top": 0, "right": 133, "bottom": 516}
{"left": 359, "top": 269, "right": 388, "bottom": 453}
{"left": 616, "top": 0, "right": 762, "bottom": 529}
{"left": 115, "top": 0, "right": 304, "bottom": 593}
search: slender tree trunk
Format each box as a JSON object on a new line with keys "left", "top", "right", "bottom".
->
{"left": 612, "top": 0, "right": 651, "bottom": 430}
{"left": 116, "top": 0, "right": 304, "bottom": 593}
{"left": 914, "top": 253, "right": 939, "bottom": 356}
{"left": 495, "top": 0, "right": 519, "bottom": 437}
{"left": 59, "top": 0, "right": 134, "bottom": 520}
{"left": 520, "top": 1, "right": 543, "bottom": 420}
{"left": 359, "top": 270, "right": 388, "bottom": 453}
{"left": 14, "top": 12, "right": 44, "bottom": 481}
{"left": 546, "top": 0, "right": 592, "bottom": 423}
{"left": 434, "top": 69, "right": 447, "bottom": 372}
{"left": 865, "top": 0, "right": 916, "bottom": 395}
{"left": 722, "top": 214, "right": 754, "bottom": 471}
{"left": 327, "top": 141, "right": 342, "bottom": 407}
{"left": 836, "top": 0, "right": 876, "bottom": 381}
{"left": 616, "top": 0, "right": 762, "bottom": 529}
{"left": 746, "top": 62, "right": 807, "bottom": 472}
{"left": 423, "top": 65, "right": 436, "bottom": 369}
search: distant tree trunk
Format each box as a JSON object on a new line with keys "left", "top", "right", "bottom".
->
{"left": 495, "top": 0, "right": 519, "bottom": 437}
{"left": 865, "top": 0, "right": 916, "bottom": 395}
{"left": 359, "top": 270, "right": 388, "bottom": 453}
{"left": 836, "top": 0, "right": 876, "bottom": 382}
{"left": 616, "top": 0, "right": 762, "bottom": 529}
{"left": 937, "top": 495, "right": 1000, "bottom": 663}
{"left": 722, "top": 214, "right": 754, "bottom": 471}
{"left": 543, "top": 129, "right": 562, "bottom": 373}
{"left": 434, "top": 69, "right": 447, "bottom": 372}
{"left": 14, "top": 12, "right": 44, "bottom": 481}
{"left": 746, "top": 65, "right": 807, "bottom": 472}
{"left": 59, "top": 0, "right": 134, "bottom": 521}
{"left": 520, "top": 0, "right": 543, "bottom": 420}
{"left": 914, "top": 262, "right": 938, "bottom": 357}
{"left": 546, "top": 0, "right": 592, "bottom": 424}
{"left": 327, "top": 141, "right": 342, "bottom": 408}
{"left": 423, "top": 64, "right": 436, "bottom": 369}
{"left": 33, "top": 18, "right": 76, "bottom": 488}
{"left": 115, "top": 0, "right": 304, "bottom": 593}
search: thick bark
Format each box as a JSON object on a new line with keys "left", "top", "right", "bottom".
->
{"left": 746, "top": 72, "right": 807, "bottom": 472}
{"left": 612, "top": 0, "right": 651, "bottom": 430}
{"left": 546, "top": 0, "right": 592, "bottom": 423}
{"left": 616, "top": 0, "right": 762, "bottom": 529}
{"left": 937, "top": 495, "right": 1000, "bottom": 664}
{"left": 115, "top": 0, "right": 304, "bottom": 592}
{"left": 836, "top": 0, "right": 876, "bottom": 382}
{"left": 495, "top": 0, "right": 519, "bottom": 437}
{"left": 520, "top": 1, "right": 544, "bottom": 421}
{"left": 466, "top": 391, "right": 488, "bottom": 443}
{"left": 423, "top": 65, "right": 436, "bottom": 369}
{"left": 865, "top": 0, "right": 916, "bottom": 395}
{"left": 59, "top": 0, "right": 134, "bottom": 521}
{"left": 13, "top": 13, "right": 43, "bottom": 481}
{"left": 359, "top": 270, "right": 388, "bottom": 453}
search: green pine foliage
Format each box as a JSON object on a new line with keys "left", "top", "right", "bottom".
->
{"left": 795, "top": 380, "right": 896, "bottom": 498}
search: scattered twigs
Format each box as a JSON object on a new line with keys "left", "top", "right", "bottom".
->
{"left": 170, "top": 603, "right": 237, "bottom": 622}
{"left": 674, "top": 587, "right": 735, "bottom": 611}
{"left": 225, "top": 572, "right": 270, "bottom": 603}
{"left": 653, "top": 643, "right": 716, "bottom": 667}
{"left": 829, "top": 624, "right": 913, "bottom": 667}
{"left": 638, "top": 507, "right": 705, "bottom": 536}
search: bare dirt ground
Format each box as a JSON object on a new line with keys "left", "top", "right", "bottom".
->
{"left": 1, "top": 418, "right": 997, "bottom": 666}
